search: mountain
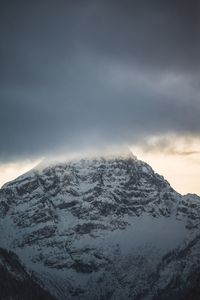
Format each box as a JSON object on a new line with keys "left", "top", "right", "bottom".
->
{"left": 0, "top": 152, "right": 200, "bottom": 299}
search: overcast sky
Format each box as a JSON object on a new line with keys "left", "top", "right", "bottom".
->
{"left": 1, "top": 0, "right": 200, "bottom": 163}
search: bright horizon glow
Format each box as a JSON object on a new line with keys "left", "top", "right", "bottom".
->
{"left": 0, "top": 139, "right": 200, "bottom": 196}
{"left": 0, "top": 159, "right": 41, "bottom": 188}
{"left": 132, "top": 150, "right": 200, "bottom": 196}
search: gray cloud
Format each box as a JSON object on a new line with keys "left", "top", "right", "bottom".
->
{"left": 0, "top": 0, "right": 200, "bottom": 161}
{"left": 135, "top": 134, "right": 200, "bottom": 156}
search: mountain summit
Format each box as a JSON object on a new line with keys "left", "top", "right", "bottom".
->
{"left": 0, "top": 153, "right": 200, "bottom": 299}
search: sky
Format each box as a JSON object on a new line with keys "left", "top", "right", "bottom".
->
{"left": 0, "top": 0, "right": 200, "bottom": 194}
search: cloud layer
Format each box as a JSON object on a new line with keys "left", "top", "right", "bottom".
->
{"left": 0, "top": 0, "right": 200, "bottom": 161}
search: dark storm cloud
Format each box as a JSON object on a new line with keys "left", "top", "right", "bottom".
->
{"left": 0, "top": 0, "right": 200, "bottom": 161}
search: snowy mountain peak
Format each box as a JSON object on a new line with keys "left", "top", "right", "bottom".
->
{"left": 0, "top": 153, "right": 200, "bottom": 299}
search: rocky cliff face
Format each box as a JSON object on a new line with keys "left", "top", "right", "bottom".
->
{"left": 0, "top": 153, "right": 200, "bottom": 299}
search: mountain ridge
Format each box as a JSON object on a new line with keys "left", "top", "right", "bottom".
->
{"left": 0, "top": 153, "right": 200, "bottom": 299}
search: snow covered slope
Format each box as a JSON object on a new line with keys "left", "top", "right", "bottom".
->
{"left": 0, "top": 153, "right": 200, "bottom": 299}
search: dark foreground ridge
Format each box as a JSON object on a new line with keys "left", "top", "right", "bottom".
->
{"left": 0, "top": 248, "right": 56, "bottom": 300}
